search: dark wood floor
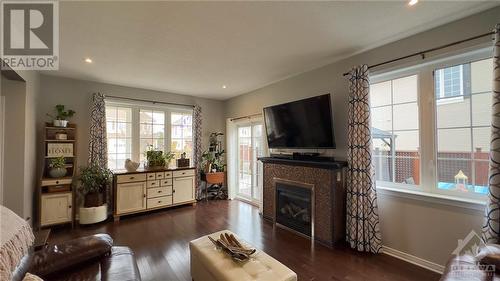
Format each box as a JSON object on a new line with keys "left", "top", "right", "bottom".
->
{"left": 50, "top": 200, "right": 440, "bottom": 281}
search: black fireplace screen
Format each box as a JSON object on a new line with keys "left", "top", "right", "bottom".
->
{"left": 275, "top": 182, "right": 312, "bottom": 237}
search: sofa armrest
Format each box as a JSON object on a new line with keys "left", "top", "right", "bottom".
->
{"left": 28, "top": 234, "right": 113, "bottom": 277}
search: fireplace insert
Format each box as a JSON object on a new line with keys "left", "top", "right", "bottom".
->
{"left": 275, "top": 180, "right": 313, "bottom": 237}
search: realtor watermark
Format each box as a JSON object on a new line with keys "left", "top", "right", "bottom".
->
{"left": 1, "top": 0, "right": 59, "bottom": 70}
{"left": 449, "top": 230, "right": 496, "bottom": 278}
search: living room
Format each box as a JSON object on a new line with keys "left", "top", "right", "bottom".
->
{"left": 1, "top": 1, "right": 500, "bottom": 281}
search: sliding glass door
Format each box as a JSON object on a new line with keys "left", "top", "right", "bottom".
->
{"left": 237, "top": 123, "right": 263, "bottom": 203}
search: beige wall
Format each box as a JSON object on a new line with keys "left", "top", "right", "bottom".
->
{"left": 38, "top": 74, "right": 226, "bottom": 167}
{"left": 224, "top": 6, "right": 500, "bottom": 266}
{"left": 0, "top": 70, "right": 40, "bottom": 221}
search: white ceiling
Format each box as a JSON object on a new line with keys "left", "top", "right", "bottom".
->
{"left": 46, "top": 1, "right": 499, "bottom": 100}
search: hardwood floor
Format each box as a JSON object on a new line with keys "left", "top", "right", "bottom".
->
{"left": 50, "top": 200, "right": 440, "bottom": 281}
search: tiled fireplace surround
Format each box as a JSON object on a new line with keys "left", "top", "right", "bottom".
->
{"left": 260, "top": 158, "right": 346, "bottom": 247}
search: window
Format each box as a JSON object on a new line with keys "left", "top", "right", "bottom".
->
{"left": 370, "top": 50, "right": 492, "bottom": 200}
{"left": 106, "top": 106, "right": 132, "bottom": 170}
{"left": 237, "top": 123, "right": 264, "bottom": 203}
{"left": 434, "top": 65, "right": 466, "bottom": 99}
{"left": 105, "top": 101, "right": 193, "bottom": 170}
{"left": 139, "top": 110, "right": 165, "bottom": 163}
{"left": 435, "top": 60, "right": 492, "bottom": 196}
{"left": 371, "top": 75, "right": 420, "bottom": 186}
{"left": 171, "top": 113, "right": 193, "bottom": 160}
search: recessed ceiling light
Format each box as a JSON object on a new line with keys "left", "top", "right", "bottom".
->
{"left": 84, "top": 58, "right": 93, "bottom": 63}
{"left": 222, "top": 85, "right": 227, "bottom": 89}
{"left": 408, "top": 0, "right": 418, "bottom": 6}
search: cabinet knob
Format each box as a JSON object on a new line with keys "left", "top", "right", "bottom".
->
{"left": 130, "top": 176, "right": 135, "bottom": 180}
{"left": 158, "top": 200, "right": 162, "bottom": 204}
{"left": 158, "top": 190, "right": 162, "bottom": 193}
{"left": 68, "top": 205, "right": 72, "bottom": 209}
{"left": 55, "top": 181, "right": 59, "bottom": 184}
{"left": 173, "top": 189, "right": 175, "bottom": 193}
{"left": 143, "top": 194, "right": 146, "bottom": 198}
{"left": 151, "top": 183, "right": 155, "bottom": 185}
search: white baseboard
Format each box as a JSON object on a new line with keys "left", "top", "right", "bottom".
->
{"left": 382, "top": 245, "right": 445, "bottom": 274}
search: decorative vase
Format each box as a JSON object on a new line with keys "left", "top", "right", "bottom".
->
{"left": 84, "top": 192, "right": 104, "bottom": 208}
{"left": 49, "top": 167, "right": 67, "bottom": 178}
{"left": 53, "top": 119, "right": 68, "bottom": 127}
{"left": 125, "top": 159, "right": 139, "bottom": 172}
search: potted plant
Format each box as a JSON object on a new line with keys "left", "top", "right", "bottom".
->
{"left": 48, "top": 156, "right": 67, "bottom": 178}
{"left": 79, "top": 165, "right": 113, "bottom": 208}
{"left": 47, "top": 104, "right": 76, "bottom": 127}
{"left": 144, "top": 145, "right": 166, "bottom": 168}
{"left": 163, "top": 151, "right": 175, "bottom": 168}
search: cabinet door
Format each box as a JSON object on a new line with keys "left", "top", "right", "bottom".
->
{"left": 116, "top": 182, "right": 146, "bottom": 214}
{"left": 173, "top": 176, "right": 195, "bottom": 204}
{"left": 41, "top": 193, "right": 72, "bottom": 226}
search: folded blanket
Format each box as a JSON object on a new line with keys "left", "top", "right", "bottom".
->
{"left": 0, "top": 205, "right": 34, "bottom": 280}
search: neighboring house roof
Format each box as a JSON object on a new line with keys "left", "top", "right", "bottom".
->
{"left": 372, "top": 127, "right": 394, "bottom": 139}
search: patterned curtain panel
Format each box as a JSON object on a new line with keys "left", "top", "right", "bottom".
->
{"left": 193, "top": 105, "right": 203, "bottom": 199}
{"left": 483, "top": 25, "right": 500, "bottom": 244}
{"left": 346, "top": 65, "right": 382, "bottom": 253}
{"left": 88, "top": 93, "right": 110, "bottom": 207}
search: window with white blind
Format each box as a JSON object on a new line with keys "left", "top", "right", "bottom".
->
{"left": 370, "top": 49, "right": 493, "bottom": 200}
{"left": 105, "top": 100, "right": 193, "bottom": 170}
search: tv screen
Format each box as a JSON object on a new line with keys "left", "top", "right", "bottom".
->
{"left": 263, "top": 94, "right": 335, "bottom": 149}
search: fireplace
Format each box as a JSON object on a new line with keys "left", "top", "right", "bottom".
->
{"left": 274, "top": 179, "right": 314, "bottom": 238}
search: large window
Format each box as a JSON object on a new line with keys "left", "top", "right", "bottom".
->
{"left": 106, "top": 106, "right": 132, "bottom": 170}
{"left": 371, "top": 75, "right": 420, "bottom": 186}
{"left": 435, "top": 60, "right": 492, "bottom": 196}
{"left": 370, "top": 51, "right": 492, "bottom": 200}
{"left": 105, "top": 101, "right": 193, "bottom": 170}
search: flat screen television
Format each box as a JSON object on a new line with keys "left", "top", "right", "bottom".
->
{"left": 263, "top": 94, "right": 335, "bottom": 149}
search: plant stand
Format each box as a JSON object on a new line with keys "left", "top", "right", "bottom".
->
{"left": 79, "top": 204, "right": 107, "bottom": 225}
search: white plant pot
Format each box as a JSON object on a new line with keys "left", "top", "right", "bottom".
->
{"left": 79, "top": 204, "right": 108, "bottom": 225}
{"left": 49, "top": 167, "right": 67, "bottom": 178}
{"left": 53, "top": 119, "right": 68, "bottom": 127}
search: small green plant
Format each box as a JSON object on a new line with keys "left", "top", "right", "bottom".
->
{"left": 163, "top": 151, "right": 176, "bottom": 165}
{"left": 78, "top": 165, "right": 113, "bottom": 195}
{"left": 49, "top": 156, "right": 66, "bottom": 169}
{"left": 47, "top": 104, "right": 76, "bottom": 120}
{"left": 201, "top": 150, "right": 226, "bottom": 172}
{"left": 144, "top": 145, "right": 166, "bottom": 167}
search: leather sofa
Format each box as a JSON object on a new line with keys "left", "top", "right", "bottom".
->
{"left": 11, "top": 234, "right": 141, "bottom": 281}
{"left": 440, "top": 244, "right": 500, "bottom": 281}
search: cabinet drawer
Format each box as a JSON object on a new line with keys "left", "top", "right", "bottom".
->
{"left": 156, "top": 172, "right": 164, "bottom": 179}
{"left": 147, "top": 173, "right": 156, "bottom": 180}
{"left": 161, "top": 178, "right": 173, "bottom": 186}
{"left": 164, "top": 172, "right": 173, "bottom": 178}
{"left": 173, "top": 169, "right": 195, "bottom": 178}
{"left": 147, "top": 186, "right": 172, "bottom": 198}
{"left": 147, "top": 180, "right": 160, "bottom": 188}
{"left": 116, "top": 174, "right": 147, "bottom": 183}
{"left": 147, "top": 195, "right": 172, "bottom": 209}
{"left": 41, "top": 178, "right": 72, "bottom": 186}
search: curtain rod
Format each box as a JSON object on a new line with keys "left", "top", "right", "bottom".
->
{"left": 342, "top": 30, "right": 496, "bottom": 77}
{"left": 106, "top": 95, "right": 195, "bottom": 108}
{"left": 230, "top": 113, "right": 262, "bottom": 122}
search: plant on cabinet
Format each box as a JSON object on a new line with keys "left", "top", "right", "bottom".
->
{"left": 48, "top": 156, "right": 67, "bottom": 178}
{"left": 47, "top": 104, "right": 76, "bottom": 127}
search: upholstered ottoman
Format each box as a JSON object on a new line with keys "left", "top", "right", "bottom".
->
{"left": 189, "top": 230, "right": 297, "bottom": 281}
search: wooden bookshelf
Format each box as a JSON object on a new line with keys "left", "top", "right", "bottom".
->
{"left": 38, "top": 123, "right": 77, "bottom": 228}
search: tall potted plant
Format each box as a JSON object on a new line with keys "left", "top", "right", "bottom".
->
{"left": 78, "top": 165, "right": 112, "bottom": 208}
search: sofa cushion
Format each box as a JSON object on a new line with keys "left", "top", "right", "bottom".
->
{"left": 29, "top": 234, "right": 113, "bottom": 277}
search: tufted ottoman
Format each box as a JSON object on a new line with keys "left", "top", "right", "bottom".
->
{"left": 189, "top": 230, "right": 297, "bottom": 281}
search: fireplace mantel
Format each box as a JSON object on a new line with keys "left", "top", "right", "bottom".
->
{"left": 259, "top": 157, "right": 347, "bottom": 247}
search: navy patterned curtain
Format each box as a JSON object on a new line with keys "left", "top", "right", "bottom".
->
{"left": 193, "top": 105, "right": 203, "bottom": 199}
{"left": 88, "top": 93, "right": 110, "bottom": 208}
{"left": 483, "top": 25, "right": 500, "bottom": 244}
{"left": 346, "top": 65, "right": 382, "bottom": 253}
